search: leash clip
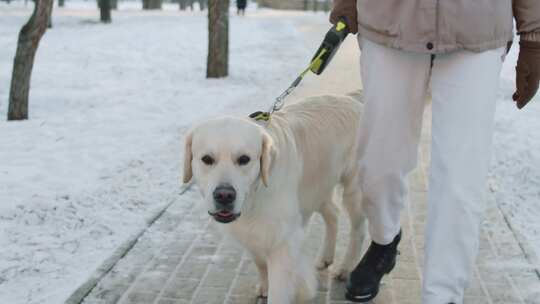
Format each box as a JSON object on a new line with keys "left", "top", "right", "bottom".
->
{"left": 270, "top": 80, "right": 298, "bottom": 114}
{"left": 249, "top": 111, "right": 271, "bottom": 123}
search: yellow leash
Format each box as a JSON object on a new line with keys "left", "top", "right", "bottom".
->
{"left": 250, "top": 48, "right": 328, "bottom": 123}
{"left": 250, "top": 19, "right": 349, "bottom": 124}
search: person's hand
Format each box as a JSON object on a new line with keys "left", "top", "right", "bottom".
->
{"left": 329, "top": 0, "right": 358, "bottom": 34}
{"left": 513, "top": 39, "right": 540, "bottom": 109}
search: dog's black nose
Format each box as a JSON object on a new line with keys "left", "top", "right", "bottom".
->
{"left": 213, "top": 185, "right": 236, "bottom": 205}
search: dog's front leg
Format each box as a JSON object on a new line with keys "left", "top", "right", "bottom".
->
{"left": 253, "top": 255, "right": 268, "bottom": 298}
{"left": 266, "top": 244, "right": 296, "bottom": 304}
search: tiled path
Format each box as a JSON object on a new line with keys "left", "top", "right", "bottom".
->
{"left": 79, "top": 17, "right": 540, "bottom": 304}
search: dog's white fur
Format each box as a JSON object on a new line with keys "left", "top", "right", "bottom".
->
{"left": 183, "top": 95, "right": 367, "bottom": 303}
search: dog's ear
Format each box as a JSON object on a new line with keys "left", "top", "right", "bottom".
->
{"left": 182, "top": 132, "right": 194, "bottom": 184}
{"left": 260, "top": 132, "right": 275, "bottom": 187}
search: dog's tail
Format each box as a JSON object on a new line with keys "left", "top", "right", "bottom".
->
{"left": 295, "top": 259, "right": 317, "bottom": 303}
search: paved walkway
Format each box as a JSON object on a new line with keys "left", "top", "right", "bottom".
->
{"left": 80, "top": 18, "right": 540, "bottom": 304}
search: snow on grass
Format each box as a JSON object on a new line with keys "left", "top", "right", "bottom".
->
{"left": 0, "top": 3, "right": 316, "bottom": 303}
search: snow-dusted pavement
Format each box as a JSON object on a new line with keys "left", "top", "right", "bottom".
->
{"left": 1, "top": 2, "right": 540, "bottom": 304}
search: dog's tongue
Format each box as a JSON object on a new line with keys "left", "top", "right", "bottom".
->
{"left": 218, "top": 211, "right": 232, "bottom": 217}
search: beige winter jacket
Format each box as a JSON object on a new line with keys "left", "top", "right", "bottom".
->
{"left": 331, "top": 0, "right": 540, "bottom": 53}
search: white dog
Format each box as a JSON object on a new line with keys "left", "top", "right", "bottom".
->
{"left": 182, "top": 95, "right": 367, "bottom": 303}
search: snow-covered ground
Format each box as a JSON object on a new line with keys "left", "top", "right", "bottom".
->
{"left": 490, "top": 42, "right": 540, "bottom": 260}
{"left": 0, "top": 2, "right": 317, "bottom": 303}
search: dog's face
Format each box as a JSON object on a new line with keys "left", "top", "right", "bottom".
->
{"left": 183, "top": 117, "right": 275, "bottom": 224}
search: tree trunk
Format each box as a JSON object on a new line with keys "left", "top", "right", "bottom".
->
{"left": 48, "top": 1, "right": 53, "bottom": 28}
{"left": 58, "top": 0, "right": 64, "bottom": 7}
{"left": 98, "top": 0, "right": 112, "bottom": 22}
{"left": 198, "top": 0, "right": 206, "bottom": 10}
{"left": 7, "top": 0, "right": 53, "bottom": 121}
{"left": 179, "top": 0, "right": 193, "bottom": 10}
{"left": 206, "top": 0, "right": 229, "bottom": 78}
{"left": 179, "top": 0, "right": 187, "bottom": 10}
{"left": 142, "top": 0, "right": 161, "bottom": 9}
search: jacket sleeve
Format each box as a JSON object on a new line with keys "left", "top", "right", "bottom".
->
{"left": 330, "top": 0, "right": 358, "bottom": 33}
{"left": 513, "top": 0, "right": 540, "bottom": 41}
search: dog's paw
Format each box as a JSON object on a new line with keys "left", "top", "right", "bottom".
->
{"left": 315, "top": 259, "right": 333, "bottom": 271}
{"left": 315, "top": 251, "right": 334, "bottom": 270}
{"left": 331, "top": 266, "right": 350, "bottom": 281}
{"left": 256, "top": 282, "right": 268, "bottom": 298}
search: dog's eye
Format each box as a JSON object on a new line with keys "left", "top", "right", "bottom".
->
{"left": 237, "top": 155, "right": 250, "bottom": 166}
{"left": 201, "top": 155, "right": 215, "bottom": 165}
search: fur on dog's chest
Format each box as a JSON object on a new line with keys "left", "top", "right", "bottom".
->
{"left": 227, "top": 213, "right": 303, "bottom": 250}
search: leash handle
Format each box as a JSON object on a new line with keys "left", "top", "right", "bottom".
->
{"left": 310, "top": 19, "right": 349, "bottom": 75}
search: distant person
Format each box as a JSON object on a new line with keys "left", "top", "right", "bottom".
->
{"left": 236, "top": 0, "right": 247, "bottom": 15}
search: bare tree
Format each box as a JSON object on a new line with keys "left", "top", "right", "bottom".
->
{"left": 7, "top": 0, "right": 53, "bottom": 121}
{"left": 179, "top": 0, "right": 188, "bottom": 10}
{"left": 198, "top": 0, "right": 206, "bottom": 10}
{"left": 206, "top": 0, "right": 229, "bottom": 78}
{"left": 179, "top": 0, "right": 194, "bottom": 10}
{"left": 98, "top": 0, "right": 112, "bottom": 22}
{"left": 142, "top": 0, "right": 161, "bottom": 9}
{"left": 48, "top": 3, "right": 53, "bottom": 28}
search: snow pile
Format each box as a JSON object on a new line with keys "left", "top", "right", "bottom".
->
{"left": 0, "top": 3, "right": 315, "bottom": 303}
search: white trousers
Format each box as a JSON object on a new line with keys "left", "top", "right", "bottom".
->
{"left": 357, "top": 38, "right": 504, "bottom": 304}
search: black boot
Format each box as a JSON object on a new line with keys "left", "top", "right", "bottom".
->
{"left": 345, "top": 230, "right": 402, "bottom": 302}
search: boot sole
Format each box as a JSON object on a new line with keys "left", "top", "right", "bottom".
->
{"left": 345, "top": 288, "right": 378, "bottom": 303}
{"left": 344, "top": 259, "right": 397, "bottom": 303}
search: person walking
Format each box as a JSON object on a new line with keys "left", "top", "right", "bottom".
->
{"left": 330, "top": 1, "right": 540, "bottom": 303}
{"left": 236, "top": 0, "right": 247, "bottom": 15}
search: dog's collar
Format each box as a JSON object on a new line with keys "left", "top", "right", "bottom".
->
{"left": 249, "top": 111, "right": 271, "bottom": 124}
